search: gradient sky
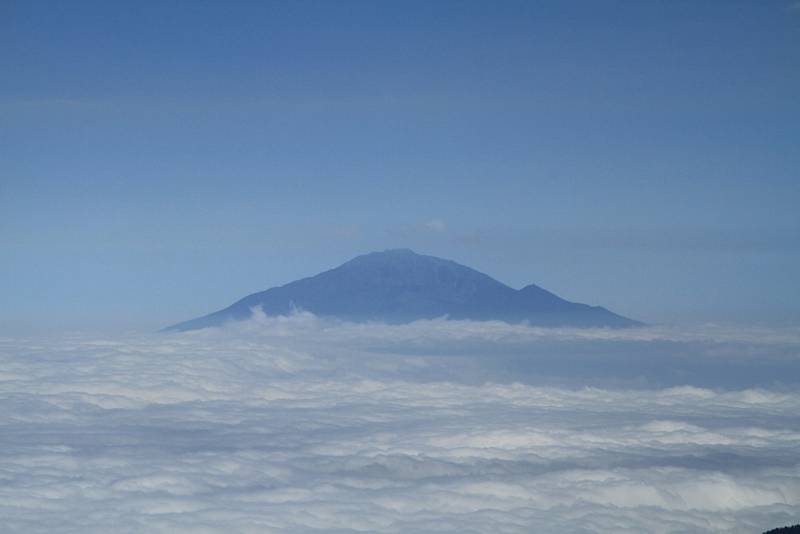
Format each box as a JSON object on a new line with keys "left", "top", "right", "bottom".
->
{"left": 2, "top": 0, "right": 799, "bottom": 332}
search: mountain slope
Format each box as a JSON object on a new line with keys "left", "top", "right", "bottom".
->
{"left": 163, "top": 249, "right": 641, "bottom": 331}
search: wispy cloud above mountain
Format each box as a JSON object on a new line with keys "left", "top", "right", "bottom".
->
{"left": 423, "top": 218, "right": 447, "bottom": 233}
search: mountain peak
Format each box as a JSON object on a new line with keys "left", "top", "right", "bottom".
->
{"left": 379, "top": 248, "right": 416, "bottom": 255}
{"left": 346, "top": 248, "right": 440, "bottom": 265}
{"left": 345, "top": 248, "right": 422, "bottom": 264}
{"left": 163, "top": 250, "right": 642, "bottom": 331}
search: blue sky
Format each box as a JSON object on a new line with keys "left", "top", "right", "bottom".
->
{"left": 2, "top": 0, "right": 799, "bottom": 332}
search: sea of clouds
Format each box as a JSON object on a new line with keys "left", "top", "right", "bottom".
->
{"left": 1, "top": 311, "right": 799, "bottom": 533}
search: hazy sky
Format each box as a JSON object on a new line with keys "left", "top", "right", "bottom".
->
{"left": 2, "top": 0, "right": 799, "bottom": 331}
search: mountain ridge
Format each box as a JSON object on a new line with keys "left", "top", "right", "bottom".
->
{"left": 163, "top": 249, "right": 641, "bottom": 331}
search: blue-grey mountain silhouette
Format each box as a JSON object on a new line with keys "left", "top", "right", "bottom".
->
{"left": 163, "top": 249, "right": 641, "bottom": 331}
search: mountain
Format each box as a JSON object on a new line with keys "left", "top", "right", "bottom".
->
{"left": 163, "top": 249, "right": 641, "bottom": 331}
{"left": 763, "top": 526, "right": 800, "bottom": 534}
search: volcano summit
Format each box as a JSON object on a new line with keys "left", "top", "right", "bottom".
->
{"left": 164, "top": 249, "right": 641, "bottom": 332}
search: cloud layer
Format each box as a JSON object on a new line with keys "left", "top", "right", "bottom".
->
{"left": 1, "top": 316, "right": 799, "bottom": 533}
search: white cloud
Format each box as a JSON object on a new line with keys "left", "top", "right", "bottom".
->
{"left": 1, "top": 318, "right": 799, "bottom": 532}
{"left": 424, "top": 218, "right": 447, "bottom": 233}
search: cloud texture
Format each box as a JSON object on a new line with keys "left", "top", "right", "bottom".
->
{"left": 1, "top": 315, "right": 799, "bottom": 533}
